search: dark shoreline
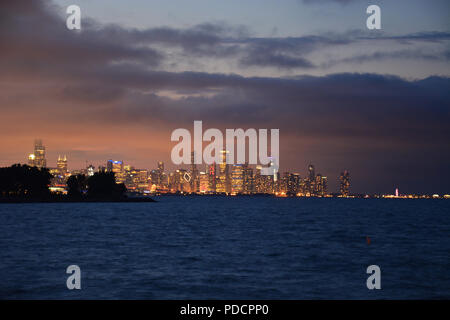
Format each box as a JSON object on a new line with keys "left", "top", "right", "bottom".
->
{"left": 0, "top": 197, "right": 156, "bottom": 204}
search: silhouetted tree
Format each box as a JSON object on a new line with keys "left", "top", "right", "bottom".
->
{"left": 87, "top": 171, "right": 126, "bottom": 199}
{"left": 67, "top": 174, "right": 87, "bottom": 198}
{"left": 0, "top": 164, "right": 51, "bottom": 198}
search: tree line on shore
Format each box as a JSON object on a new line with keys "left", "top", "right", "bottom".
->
{"left": 0, "top": 164, "right": 126, "bottom": 201}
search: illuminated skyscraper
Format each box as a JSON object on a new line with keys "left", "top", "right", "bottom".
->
{"left": 321, "top": 175, "right": 328, "bottom": 196}
{"left": 199, "top": 172, "right": 209, "bottom": 193}
{"left": 287, "top": 173, "right": 301, "bottom": 195}
{"left": 208, "top": 163, "right": 216, "bottom": 193}
{"left": 28, "top": 139, "right": 47, "bottom": 168}
{"left": 217, "top": 149, "right": 230, "bottom": 193}
{"left": 243, "top": 164, "right": 254, "bottom": 194}
{"left": 190, "top": 152, "right": 199, "bottom": 193}
{"left": 308, "top": 164, "right": 315, "bottom": 195}
{"left": 57, "top": 155, "right": 68, "bottom": 175}
{"left": 308, "top": 164, "right": 315, "bottom": 181}
{"left": 158, "top": 161, "right": 164, "bottom": 173}
{"left": 315, "top": 174, "right": 328, "bottom": 197}
{"left": 107, "top": 160, "right": 125, "bottom": 183}
{"left": 231, "top": 164, "right": 244, "bottom": 194}
{"left": 340, "top": 170, "right": 350, "bottom": 197}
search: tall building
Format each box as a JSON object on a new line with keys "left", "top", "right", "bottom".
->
{"left": 308, "top": 164, "right": 315, "bottom": 195}
{"left": 231, "top": 164, "right": 244, "bottom": 194}
{"left": 107, "top": 160, "right": 125, "bottom": 183}
{"left": 57, "top": 155, "right": 68, "bottom": 175}
{"left": 287, "top": 173, "right": 301, "bottom": 195}
{"left": 157, "top": 161, "right": 164, "bottom": 174}
{"left": 208, "top": 163, "right": 216, "bottom": 193}
{"left": 217, "top": 149, "right": 230, "bottom": 193}
{"left": 340, "top": 170, "right": 350, "bottom": 197}
{"left": 315, "top": 174, "right": 328, "bottom": 197}
{"left": 199, "top": 172, "right": 209, "bottom": 193}
{"left": 155, "top": 161, "right": 165, "bottom": 186}
{"left": 190, "top": 152, "right": 200, "bottom": 193}
{"left": 28, "top": 139, "right": 47, "bottom": 168}
{"left": 321, "top": 175, "right": 328, "bottom": 196}
{"left": 243, "top": 164, "right": 254, "bottom": 194}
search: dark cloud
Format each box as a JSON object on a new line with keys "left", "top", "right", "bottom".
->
{"left": 322, "top": 49, "right": 450, "bottom": 67}
{"left": 302, "top": 0, "right": 356, "bottom": 5}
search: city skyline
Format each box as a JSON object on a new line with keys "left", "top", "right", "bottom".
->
{"left": 0, "top": 0, "right": 449, "bottom": 195}
{"left": 18, "top": 138, "right": 449, "bottom": 197}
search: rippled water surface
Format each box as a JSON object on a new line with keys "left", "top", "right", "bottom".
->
{"left": 0, "top": 197, "right": 449, "bottom": 299}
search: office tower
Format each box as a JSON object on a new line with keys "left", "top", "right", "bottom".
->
{"left": 177, "top": 169, "right": 190, "bottom": 192}
{"left": 340, "top": 170, "right": 350, "bottom": 197}
{"left": 217, "top": 149, "right": 230, "bottom": 193}
{"left": 124, "top": 165, "right": 136, "bottom": 191}
{"left": 168, "top": 172, "right": 175, "bottom": 192}
{"left": 299, "top": 177, "right": 307, "bottom": 196}
{"left": 157, "top": 161, "right": 164, "bottom": 173}
{"left": 315, "top": 174, "right": 328, "bottom": 197}
{"left": 321, "top": 176, "right": 328, "bottom": 196}
{"left": 106, "top": 160, "right": 125, "bottom": 183}
{"left": 281, "top": 172, "right": 289, "bottom": 194}
{"left": 308, "top": 164, "right": 315, "bottom": 195}
{"left": 243, "top": 164, "right": 254, "bottom": 194}
{"left": 190, "top": 152, "right": 199, "bottom": 193}
{"left": 150, "top": 169, "right": 159, "bottom": 185}
{"left": 57, "top": 155, "right": 68, "bottom": 175}
{"left": 28, "top": 139, "right": 47, "bottom": 168}
{"left": 287, "top": 173, "right": 301, "bottom": 195}
{"left": 135, "top": 169, "right": 149, "bottom": 193}
{"left": 231, "top": 164, "right": 244, "bottom": 194}
{"left": 157, "top": 161, "right": 164, "bottom": 186}
{"left": 208, "top": 163, "right": 216, "bottom": 193}
{"left": 254, "top": 165, "right": 263, "bottom": 193}
{"left": 199, "top": 172, "right": 209, "bottom": 193}
{"left": 308, "top": 164, "right": 315, "bottom": 181}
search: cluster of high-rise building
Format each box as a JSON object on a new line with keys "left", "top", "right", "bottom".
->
{"left": 25, "top": 139, "right": 355, "bottom": 197}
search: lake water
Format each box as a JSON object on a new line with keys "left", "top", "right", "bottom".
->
{"left": 0, "top": 197, "right": 449, "bottom": 299}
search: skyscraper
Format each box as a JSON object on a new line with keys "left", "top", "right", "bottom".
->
{"left": 208, "top": 163, "right": 216, "bottom": 193}
{"left": 340, "top": 170, "right": 350, "bottom": 197}
{"left": 190, "top": 152, "right": 199, "bottom": 193}
{"left": 231, "top": 164, "right": 244, "bottom": 194}
{"left": 315, "top": 174, "right": 328, "bottom": 197}
{"left": 217, "top": 149, "right": 230, "bottom": 193}
{"left": 156, "top": 161, "right": 165, "bottom": 187}
{"left": 243, "top": 164, "right": 254, "bottom": 194}
{"left": 199, "top": 172, "right": 209, "bottom": 193}
{"left": 28, "top": 139, "right": 47, "bottom": 168}
{"left": 157, "top": 161, "right": 164, "bottom": 173}
{"left": 57, "top": 155, "right": 68, "bottom": 175}
{"left": 107, "top": 160, "right": 125, "bottom": 183}
{"left": 308, "top": 164, "right": 315, "bottom": 195}
{"left": 287, "top": 173, "right": 301, "bottom": 195}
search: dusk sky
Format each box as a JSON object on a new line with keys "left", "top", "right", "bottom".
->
{"left": 0, "top": 0, "right": 449, "bottom": 194}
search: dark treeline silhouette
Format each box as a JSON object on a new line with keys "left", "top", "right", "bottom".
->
{"left": 0, "top": 164, "right": 51, "bottom": 198}
{"left": 0, "top": 165, "right": 132, "bottom": 202}
{"left": 67, "top": 171, "right": 126, "bottom": 200}
{"left": 66, "top": 174, "right": 87, "bottom": 198}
